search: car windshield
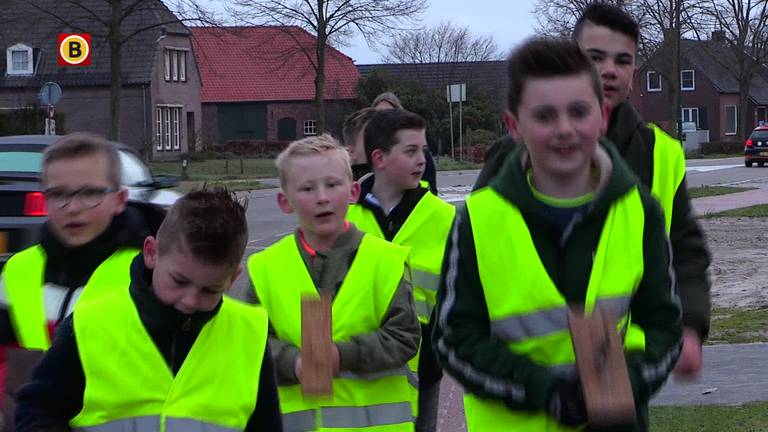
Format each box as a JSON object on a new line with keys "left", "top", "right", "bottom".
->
{"left": 751, "top": 130, "right": 768, "bottom": 140}
{"left": 119, "top": 150, "right": 153, "bottom": 186}
{"left": 0, "top": 150, "right": 42, "bottom": 173}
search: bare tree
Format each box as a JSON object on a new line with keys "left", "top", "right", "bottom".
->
{"left": 383, "top": 21, "right": 500, "bottom": 64}
{"left": 226, "top": 0, "right": 428, "bottom": 133}
{"left": 13, "top": 0, "right": 220, "bottom": 141}
{"left": 703, "top": 0, "right": 768, "bottom": 141}
{"left": 532, "top": 0, "right": 630, "bottom": 38}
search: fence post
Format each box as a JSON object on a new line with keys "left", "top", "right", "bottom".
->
{"left": 240, "top": 158, "right": 244, "bottom": 175}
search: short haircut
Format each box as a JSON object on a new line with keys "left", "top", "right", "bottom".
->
{"left": 342, "top": 107, "right": 378, "bottom": 147}
{"left": 506, "top": 38, "right": 603, "bottom": 115}
{"left": 157, "top": 188, "right": 248, "bottom": 269}
{"left": 371, "top": 92, "right": 403, "bottom": 110}
{"left": 363, "top": 109, "right": 426, "bottom": 163}
{"left": 42, "top": 132, "right": 121, "bottom": 187}
{"left": 275, "top": 134, "right": 352, "bottom": 187}
{"left": 573, "top": 2, "right": 639, "bottom": 46}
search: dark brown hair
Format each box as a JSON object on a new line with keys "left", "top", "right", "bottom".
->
{"left": 506, "top": 37, "right": 603, "bottom": 115}
{"left": 43, "top": 132, "right": 121, "bottom": 187}
{"left": 157, "top": 188, "right": 248, "bottom": 269}
{"left": 371, "top": 92, "right": 403, "bottom": 110}
{"left": 363, "top": 109, "right": 426, "bottom": 164}
{"left": 573, "top": 2, "right": 640, "bottom": 46}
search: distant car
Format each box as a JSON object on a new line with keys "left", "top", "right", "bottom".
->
{"left": 744, "top": 126, "right": 768, "bottom": 167}
{"left": 0, "top": 135, "right": 181, "bottom": 266}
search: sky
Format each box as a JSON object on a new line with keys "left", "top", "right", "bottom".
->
{"left": 342, "top": 0, "right": 539, "bottom": 64}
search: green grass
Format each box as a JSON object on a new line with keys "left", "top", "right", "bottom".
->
{"left": 687, "top": 186, "right": 756, "bottom": 199}
{"left": 150, "top": 159, "right": 277, "bottom": 180}
{"left": 172, "top": 179, "right": 273, "bottom": 193}
{"left": 707, "top": 307, "right": 768, "bottom": 344}
{"left": 705, "top": 204, "right": 768, "bottom": 218}
{"left": 435, "top": 158, "right": 481, "bottom": 171}
{"left": 650, "top": 402, "right": 768, "bottom": 431}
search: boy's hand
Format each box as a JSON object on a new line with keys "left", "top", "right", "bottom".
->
{"left": 546, "top": 379, "right": 587, "bottom": 427}
{"left": 294, "top": 354, "right": 303, "bottom": 383}
{"left": 673, "top": 327, "right": 703, "bottom": 380}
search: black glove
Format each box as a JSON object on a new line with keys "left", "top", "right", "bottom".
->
{"left": 547, "top": 379, "right": 588, "bottom": 427}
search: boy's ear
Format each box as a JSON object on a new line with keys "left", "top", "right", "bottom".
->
{"left": 370, "top": 148, "right": 385, "bottom": 169}
{"left": 143, "top": 236, "right": 158, "bottom": 270}
{"left": 503, "top": 110, "right": 522, "bottom": 141}
{"left": 349, "top": 180, "right": 361, "bottom": 203}
{"left": 277, "top": 191, "right": 294, "bottom": 214}
{"left": 227, "top": 265, "right": 243, "bottom": 291}
{"left": 114, "top": 187, "right": 128, "bottom": 214}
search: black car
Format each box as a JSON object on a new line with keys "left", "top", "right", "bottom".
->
{"left": 744, "top": 126, "right": 768, "bottom": 167}
{"left": 0, "top": 135, "right": 180, "bottom": 266}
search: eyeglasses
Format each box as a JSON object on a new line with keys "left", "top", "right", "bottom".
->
{"left": 42, "top": 186, "right": 119, "bottom": 210}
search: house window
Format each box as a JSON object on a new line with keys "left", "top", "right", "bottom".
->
{"left": 757, "top": 106, "right": 767, "bottom": 126}
{"left": 681, "top": 70, "right": 695, "bottom": 91}
{"left": 647, "top": 71, "right": 662, "bottom": 92}
{"left": 682, "top": 107, "right": 699, "bottom": 128}
{"left": 155, "top": 106, "right": 183, "bottom": 151}
{"left": 725, "top": 105, "right": 737, "bottom": 136}
{"left": 303, "top": 120, "right": 317, "bottom": 136}
{"left": 6, "top": 43, "right": 34, "bottom": 75}
{"left": 164, "top": 48, "right": 188, "bottom": 82}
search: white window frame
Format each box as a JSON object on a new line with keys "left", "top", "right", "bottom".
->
{"left": 155, "top": 108, "right": 163, "bottom": 150}
{"left": 681, "top": 69, "right": 695, "bottom": 91}
{"left": 179, "top": 51, "right": 186, "bottom": 82}
{"left": 171, "top": 50, "right": 178, "bottom": 82}
{"left": 163, "top": 50, "right": 170, "bottom": 81}
{"left": 164, "top": 108, "right": 171, "bottom": 149}
{"left": 725, "top": 105, "right": 737, "bottom": 136}
{"left": 172, "top": 108, "right": 180, "bottom": 150}
{"left": 681, "top": 107, "right": 699, "bottom": 128}
{"left": 646, "top": 70, "right": 662, "bottom": 92}
{"left": 6, "top": 43, "right": 33, "bottom": 76}
{"left": 303, "top": 120, "right": 317, "bottom": 136}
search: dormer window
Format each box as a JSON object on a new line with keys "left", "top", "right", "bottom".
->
{"left": 6, "top": 43, "right": 34, "bottom": 75}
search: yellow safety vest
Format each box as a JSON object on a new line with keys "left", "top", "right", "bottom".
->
{"left": 0, "top": 245, "right": 139, "bottom": 349}
{"left": 70, "top": 289, "right": 268, "bottom": 432}
{"left": 248, "top": 234, "right": 415, "bottom": 431}
{"left": 648, "top": 124, "right": 686, "bottom": 233}
{"left": 347, "top": 192, "right": 455, "bottom": 323}
{"left": 463, "top": 187, "right": 647, "bottom": 432}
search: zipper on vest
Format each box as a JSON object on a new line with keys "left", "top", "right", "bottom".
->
{"left": 171, "top": 317, "right": 192, "bottom": 374}
{"left": 57, "top": 287, "right": 78, "bottom": 323}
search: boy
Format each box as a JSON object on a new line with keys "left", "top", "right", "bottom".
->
{"left": 247, "top": 135, "right": 420, "bottom": 431}
{"left": 0, "top": 133, "right": 163, "bottom": 424}
{"left": 433, "top": 38, "right": 682, "bottom": 431}
{"left": 14, "top": 189, "right": 281, "bottom": 431}
{"left": 474, "top": 3, "right": 710, "bottom": 379}
{"left": 346, "top": 109, "right": 454, "bottom": 432}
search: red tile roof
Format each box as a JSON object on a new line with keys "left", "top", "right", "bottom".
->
{"left": 191, "top": 26, "right": 359, "bottom": 103}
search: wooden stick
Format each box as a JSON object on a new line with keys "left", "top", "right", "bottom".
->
{"left": 301, "top": 294, "right": 333, "bottom": 396}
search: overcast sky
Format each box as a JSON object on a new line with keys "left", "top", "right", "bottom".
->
{"left": 343, "top": 0, "right": 539, "bottom": 64}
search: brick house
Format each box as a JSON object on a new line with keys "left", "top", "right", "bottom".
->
{"left": 190, "top": 26, "right": 359, "bottom": 146}
{"left": 0, "top": 0, "right": 202, "bottom": 160}
{"left": 631, "top": 32, "right": 768, "bottom": 144}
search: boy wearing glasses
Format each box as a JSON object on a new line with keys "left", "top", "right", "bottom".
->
{"left": 0, "top": 132, "right": 162, "bottom": 426}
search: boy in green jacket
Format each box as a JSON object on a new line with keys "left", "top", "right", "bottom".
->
{"left": 433, "top": 38, "right": 682, "bottom": 431}
{"left": 475, "top": 3, "right": 709, "bottom": 380}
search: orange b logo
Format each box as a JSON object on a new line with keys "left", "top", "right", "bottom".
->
{"left": 58, "top": 34, "right": 91, "bottom": 66}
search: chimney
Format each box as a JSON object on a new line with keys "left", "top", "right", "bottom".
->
{"left": 711, "top": 30, "right": 726, "bottom": 44}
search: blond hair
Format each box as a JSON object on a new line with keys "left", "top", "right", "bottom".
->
{"left": 43, "top": 132, "right": 121, "bottom": 187}
{"left": 275, "top": 134, "right": 352, "bottom": 187}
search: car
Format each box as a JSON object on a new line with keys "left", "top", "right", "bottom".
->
{"left": 0, "top": 134, "right": 181, "bottom": 267}
{"left": 744, "top": 126, "right": 768, "bottom": 167}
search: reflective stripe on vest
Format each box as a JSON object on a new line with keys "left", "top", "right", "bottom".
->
{"left": 1, "top": 245, "right": 139, "bottom": 349}
{"left": 70, "top": 289, "right": 267, "bottom": 431}
{"left": 463, "top": 187, "right": 647, "bottom": 432}
{"left": 248, "top": 233, "right": 414, "bottom": 431}
{"left": 649, "top": 123, "right": 686, "bottom": 233}
{"left": 73, "top": 416, "right": 240, "bottom": 432}
{"left": 347, "top": 192, "right": 455, "bottom": 323}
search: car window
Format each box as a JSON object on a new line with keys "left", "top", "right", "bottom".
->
{"left": 119, "top": 150, "right": 152, "bottom": 186}
{"left": 0, "top": 151, "right": 42, "bottom": 173}
{"left": 751, "top": 130, "right": 768, "bottom": 140}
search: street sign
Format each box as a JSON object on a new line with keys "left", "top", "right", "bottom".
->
{"left": 38, "top": 82, "right": 62, "bottom": 106}
{"left": 447, "top": 83, "right": 466, "bottom": 103}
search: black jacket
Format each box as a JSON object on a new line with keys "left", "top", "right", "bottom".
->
{"left": 13, "top": 255, "right": 281, "bottom": 432}
{"left": 474, "top": 102, "right": 712, "bottom": 338}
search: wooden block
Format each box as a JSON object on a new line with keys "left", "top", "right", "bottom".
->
{"left": 568, "top": 306, "right": 636, "bottom": 426}
{"left": 4, "top": 348, "right": 46, "bottom": 432}
{"left": 301, "top": 294, "right": 333, "bottom": 397}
